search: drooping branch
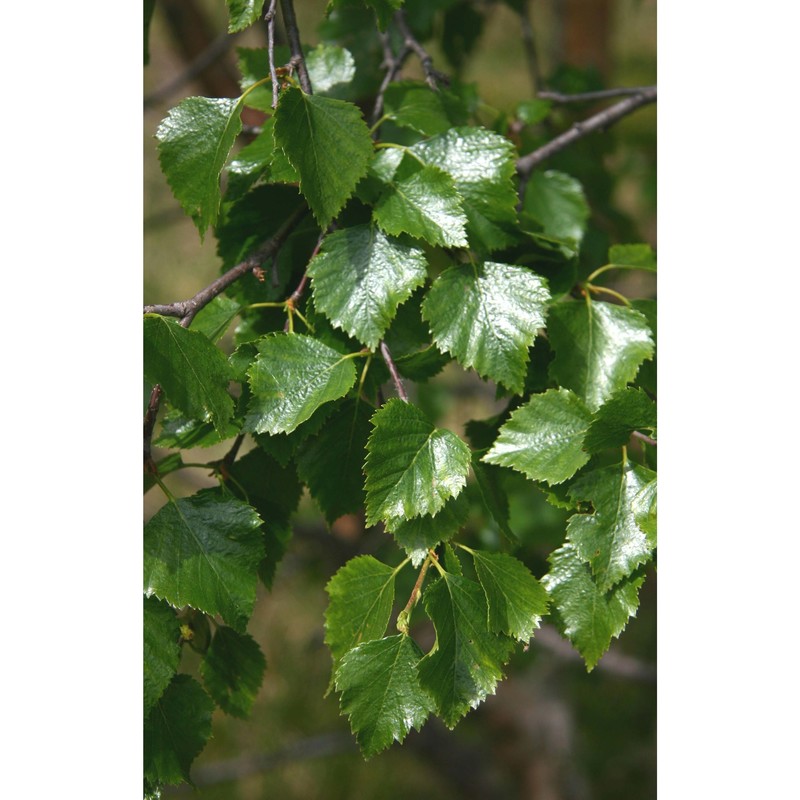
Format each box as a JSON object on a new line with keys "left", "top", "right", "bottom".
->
{"left": 279, "top": 0, "right": 312, "bottom": 94}
{"left": 370, "top": 31, "right": 411, "bottom": 126}
{"left": 143, "top": 204, "right": 307, "bottom": 325}
{"left": 379, "top": 341, "right": 408, "bottom": 402}
{"left": 538, "top": 85, "right": 656, "bottom": 104}
{"left": 393, "top": 10, "right": 447, "bottom": 90}
{"left": 516, "top": 86, "right": 656, "bottom": 178}
{"left": 516, "top": 85, "right": 656, "bottom": 199}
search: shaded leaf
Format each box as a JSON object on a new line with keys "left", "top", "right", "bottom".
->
{"left": 607, "top": 243, "right": 657, "bottom": 272}
{"left": 567, "top": 462, "right": 656, "bottom": 591}
{"left": 156, "top": 96, "right": 244, "bottom": 237}
{"left": 155, "top": 411, "right": 240, "bottom": 450}
{"left": 548, "top": 299, "right": 654, "bottom": 411}
{"left": 471, "top": 456, "right": 517, "bottom": 543}
{"left": 144, "top": 596, "right": 181, "bottom": 717}
{"left": 189, "top": 296, "right": 242, "bottom": 343}
{"left": 144, "top": 674, "right": 214, "bottom": 786}
{"left": 144, "top": 315, "right": 234, "bottom": 434}
{"left": 422, "top": 261, "right": 550, "bottom": 393}
{"left": 308, "top": 224, "right": 427, "bottom": 349}
{"left": 542, "top": 543, "right": 644, "bottom": 671}
{"left": 144, "top": 489, "right": 264, "bottom": 632}
{"left": 632, "top": 478, "right": 657, "bottom": 546}
{"left": 307, "top": 44, "right": 357, "bottom": 94}
{"left": 483, "top": 388, "right": 592, "bottom": 484}
{"left": 324, "top": 556, "right": 398, "bottom": 662}
{"left": 383, "top": 80, "right": 462, "bottom": 136}
{"left": 336, "top": 634, "right": 434, "bottom": 757}
{"left": 583, "top": 387, "right": 657, "bottom": 453}
{"left": 523, "top": 169, "right": 589, "bottom": 247}
{"left": 295, "top": 398, "right": 373, "bottom": 523}
{"left": 364, "top": 399, "right": 471, "bottom": 525}
{"left": 418, "top": 572, "right": 515, "bottom": 727}
{"left": 467, "top": 549, "right": 550, "bottom": 641}
{"left": 244, "top": 333, "right": 357, "bottom": 434}
{"left": 274, "top": 86, "right": 372, "bottom": 227}
{"left": 201, "top": 627, "right": 267, "bottom": 718}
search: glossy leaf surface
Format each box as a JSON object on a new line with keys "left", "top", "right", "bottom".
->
{"left": 567, "top": 462, "right": 656, "bottom": 591}
{"left": 143, "top": 596, "right": 181, "bottom": 716}
{"left": 422, "top": 262, "right": 550, "bottom": 393}
{"left": 483, "top": 388, "right": 592, "bottom": 484}
{"left": 325, "top": 556, "right": 398, "bottom": 664}
{"left": 244, "top": 333, "right": 357, "bottom": 434}
{"left": 200, "top": 626, "right": 266, "bottom": 718}
{"left": 226, "top": 0, "right": 265, "bottom": 32}
{"left": 306, "top": 44, "right": 356, "bottom": 94}
{"left": 144, "top": 315, "right": 234, "bottom": 434}
{"left": 274, "top": 86, "right": 372, "bottom": 227}
{"left": 156, "top": 96, "right": 243, "bottom": 237}
{"left": 335, "top": 634, "right": 433, "bottom": 757}
{"left": 523, "top": 169, "right": 590, "bottom": 246}
{"left": 364, "top": 399, "right": 472, "bottom": 525}
{"left": 418, "top": 572, "right": 515, "bottom": 727}
{"left": 308, "top": 224, "right": 427, "bottom": 349}
{"left": 548, "top": 299, "right": 654, "bottom": 411}
{"left": 543, "top": 544, "right": 644, "bottom": 671}
{"left": 143, "top": 490, "right": 264, "bottom": 631}
{"left": 467, "top": 549, "right": 550, "bottom": 642}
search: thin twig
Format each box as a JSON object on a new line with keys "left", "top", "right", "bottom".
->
{"left": 143, "top": 385, "right": 163, "bottom": 469}
{"left": 265, "top": 0, "right": 280, "bottom": 108}
{"left": 379, "top": 341, "right": 408, "bottom": 402}
{"left": 519, "top": 1, "right": 544, "bottom": 95}
{"left": 143, "top": 205, "right": 307, "bottom": 324}
{"left": 143, "top": 31, "right": 239, "bottom": 108}
{"left": 282, "top": 226, "right": 328, "bottom": 331}
{"left": 371, "top": 31, "right": 410, "bottom": 126}
{"left": 279, "top": 0, "right": 312, "bottom": 94}
{"left": 516, "top": 86, "right": 656, "bottom": 198}
{"left": 632, "top": 430, "right": 657, "bottom": 447}
{"left": 397, "top": 555, "right": 433, "bottom": 633}
{"left": 393, "top": 10, "right": 447, "bottom": 90}
{"left": 539, "top": 86, "right": 656, "bottom": 104}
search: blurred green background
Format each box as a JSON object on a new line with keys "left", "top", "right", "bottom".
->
{"left": 144, "top": 2, "right": 656, "bottom": 797}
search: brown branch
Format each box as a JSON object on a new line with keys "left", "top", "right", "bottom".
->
{"left": 539, "top": 85, "right": 657, "bottom": 104}
{"left": 379, "top": 341, "right": 408, "bottom": 402}
{"left": 393, "top": 10, "right": 447, "bottom": 90}
{"left": 143, "top": 204, "right": 307, "bottom": 325}
{"left": 632, "top": 430, "right": 657, "bottom": 447}
{"left": 516, "top": 85, "right": 656, "bottom": 182}
{"left": 279, "top": 0, "right": 312, "bottom": 94}
{"left": 370, "top": 31, "right": 411, "bottom": 126}
{"left": 143, "top": 385, "right": 163, "bottom": 469}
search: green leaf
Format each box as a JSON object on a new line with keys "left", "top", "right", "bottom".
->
{"left": 421, "top": 261, "right": 550, "bottom": 393}
{"left": 144, "top": 453, "right": 185, "bottom": 495}
{"left": 189, "top": 295, "right": 242, "bottom": 343}
{"left": 143, "top": 596, "right": 181, "bottom": 717}
{"left": 274, "top": 86, "right": 372, "bottom": 227}
{"left": 226, "top": 0, "right": 266, "bottom": 32}
{"left": 483, "top": 388, "right": 592, "bottom": 484}
{"left": 244, "top": 333, "right": 357, "bottom": 434}
{"left": 583, "top": 387, "right": 657, "bottom": 453}
{"left": 372, "top": 156, "right": 469, "bottom": 248}
{"left": 364, "top": 399, "right": 472, "bottom": 526}
{"left": 201, "top": 626, "right": 267, "bottom": 718}
{"left": 385, "top": 492, "right": 470, "bottom": 562}
{"left": 417, "top": 572, "right": 515, "bottom": 727}
{"left": 467, "top": 549, "right": 550, "bottom": 641}
{"left": 567, "top": 462, "right": 656, "bottom": 591}
{"left": 523, "top": 169, "right": 590, "bottom": 247}
{"left": 154, "top": 411, "right": 240, "bottom": 450}
{"left": 156, "top": 96, "right": 244, "bottom": 237}
{"left": 144, "top": 674, "right": 214, "bottom": 786}
{"left": 516, "top": 99, "right": 552, "bottom": 125}
{"left": 144, "top": 489, "right": 264, "bottom": 632}
{"left": 335, "top": 634, "right": 433, "bottom": 757}
{"left": 632, "top": 478, "right": 657, "bottom": 546}
{"left": 470, "top": 456, "right": 517, "bottom": 543}
{"left": 548, "top": 299, "right": 654, "bottom": 411}
{"left": 327, "top": 0, "right": 404, "bottom": 30}
{"left": 607, "top": 243, "right": 657, "bottom": 272}
{"left": 236, "top": 46, "right": 290, "bottom": 112}
{"left": 307, "top": 44, "right": 357, "bottom": 94}
{"left": 411, "top": 127, "right": 519, "bottom": 251}
{"left": 324, "top": 556, "right": 398, "bottom": 662}
{"left": 144, "top": 315, "right": 234, "bottom": 434}
{"left": 542, "top": 543, "right": 645, "bottom": 671}
{"left": 383, "top": 81, "right": 460, "bottom": 136}
{"left": 307, "top": 224, "right": 427, "bottom": 349}
{"left": 295, "top": 399, "right": 373, "bottom": 523}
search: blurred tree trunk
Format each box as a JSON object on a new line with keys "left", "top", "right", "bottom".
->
{"left": 557, "top": 0, "right": 613, "bottom": 76}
